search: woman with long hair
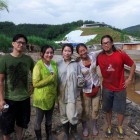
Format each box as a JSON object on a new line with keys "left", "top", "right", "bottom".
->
{"left": 76, "top": 43, "right": 101, "bottom": 138}
{"left": 32, "top": 45, "right": 57, "bottom": 140}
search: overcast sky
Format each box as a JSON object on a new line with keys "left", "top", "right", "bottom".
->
{"left": 0, "top": 0, "right": 140, "bottom": 29}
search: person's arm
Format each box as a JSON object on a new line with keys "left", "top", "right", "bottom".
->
{"left": 0, "top": 73, "right": 5, "bottom": 111}
{"left": 28, "top": 58, "right": 35, "bottom": 95}
{"left": 91, "top": 50, "right": 102, "bottom": 57}
{"left": 125, "top": 63, "right": 136, "bottom": 87}
{"left": 32, "top": 64, "right": 55, "bottom": 88}
{"left": 77, "top": 63, "right": 85, "bottom": 88}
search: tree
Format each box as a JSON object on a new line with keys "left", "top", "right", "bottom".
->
{"left": 0, "top": 0, "right": 8, "bottom": 12}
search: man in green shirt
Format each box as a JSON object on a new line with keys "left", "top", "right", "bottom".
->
{"left": 0, "top": 34, "right": 34, "bottom": 140}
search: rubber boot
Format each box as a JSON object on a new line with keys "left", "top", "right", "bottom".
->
{"left": 92, "top": 119, "right": 98, "bottom": 136}
{"left": 35, "top": 129, "right": 42, "bottom": 140}
{"left": 63, "top": 122, "right": 70, "bottom": 140}
{"left": 70, "top": 124, "right": 81, "bottom": 140}
{"left": 45, "top": 124, "right": 56, "bottom": 140}
{"left": 82, "top": 121, "right": 89, "bottom": 137}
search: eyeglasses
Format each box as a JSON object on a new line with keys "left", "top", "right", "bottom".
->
{"left": 102, "top": 41, "right": 112, "bottom": 46}
{"left": 15, "top": 41, "right": 26, "bottom": 46}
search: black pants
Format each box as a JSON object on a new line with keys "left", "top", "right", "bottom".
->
{"left": 34, "top": 106, "right": 54, "bottom": 130}
{"left": 0, "top": 98, "right": 30, "bottom": 135}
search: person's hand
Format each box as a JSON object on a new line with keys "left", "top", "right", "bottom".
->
{"left": 117, "top": 47, "right": 124, "bottom": 53}
{"left": 28, "top": 84, "right": 34, "bottom": 95}
{"left": 54, "top": 102, "right": 59, "bottom": 109}
{"left": 124, "top": 78, "right": 132, "bottom": 88}
{"left": 0, "top": 99, "right": 6, "bottom": 111}
{"left": 51, "top": 73, "right": 57, "bottom": 82}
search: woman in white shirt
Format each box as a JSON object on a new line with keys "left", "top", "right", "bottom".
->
{"left": 57, "top": 43, "right": 83, "bottom": 140}
{"left": 76, "top": 43, "right": 101, "bottom": 137}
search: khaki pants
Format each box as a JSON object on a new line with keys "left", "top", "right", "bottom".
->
{"left": 59, "top": 96, "right": 82, "bottom": 125}
{"left": 81, "top": 90, "right": 100, "bottom": 121}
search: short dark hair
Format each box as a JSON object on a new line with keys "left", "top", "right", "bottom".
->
{"left": 62, "top": 43, "right": 73, "bottom": 54}
{"left": 40, "top": 44, "right": 54, "bottom": 58}
{"left": 12, "top": 34, "right": 28, "bottom": 43}
{"left": 101, "top": 35, "right": 116, "bottom": 52}
{"left": 76, "top": 43, "right": 87, "bottom": 54}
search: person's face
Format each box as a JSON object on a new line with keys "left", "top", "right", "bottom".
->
{"left": 78, "top": 46, "right": 88, "bottom": 59}
{"left": 12, "top": 37, "right": 26, "bottom": 52}
{"left": 43, "top": 48, "right": 54, "bottom": 62}
{"left": 62, "top": 46, "right": 72, "bottom": 61}
{"left": 101, "top": 37, "right": 113, "bottom": 53}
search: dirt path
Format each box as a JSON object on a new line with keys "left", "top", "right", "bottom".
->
{"left": 1, "top": 99, "right": 140, "bottom": 140}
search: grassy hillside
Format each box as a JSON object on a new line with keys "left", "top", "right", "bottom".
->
{"left": 0, "top": 21, "right": 133, "bottom": 52}
{"left": 76, "top": 27, "right": 130, "bottom": 45}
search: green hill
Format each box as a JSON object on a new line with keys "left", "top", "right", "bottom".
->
{"left": 0, "top": 21, "right": 130, "bottom": 44}
{"left": 0, "top": 21, "right": 83, "bottom": 40}
{"left": 0, "top": 20, "right": 133, "bottom": 52}
{"left": 123, "top": 25, "right": 140, "bottom": 37}
{"left": 78, "top": 27, "right": 130, "bottom": 45}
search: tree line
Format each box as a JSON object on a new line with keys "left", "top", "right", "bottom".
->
{"left": 0, "top": 20, "right": 125, "bottom": 53}
{"left": 0, "top": 20, "right": 84, "bottom": 39}
{"left": 123, "top": 25, "right": 140, "bottom": 37}
{"left": 0, "top": 20, "right": 96, "bottom": 52}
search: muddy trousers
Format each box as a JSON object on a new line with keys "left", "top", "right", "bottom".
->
{"left": 45, "top": 124, "right": 56, "bottom": 140}
{"left": 34, "top": 107, "right": 54, "bottom": 140}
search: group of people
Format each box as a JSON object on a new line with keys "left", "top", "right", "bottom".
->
{"left": 0, "top": 33, "right": 136, "bottom": 140}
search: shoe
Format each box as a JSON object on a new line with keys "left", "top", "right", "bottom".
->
{"left": 82, "top": 128, "right": 89, "bottom": 137}
{"left": 34, "top": 129, "right": 42, "bottom": 140}
{"left": 63, "top": 122, "right": 70, "bottom": 140}
{"left": 70, "top": 124, "right": 81, "bottom": 140}
{"left": 92, "top": 120, "right": 99, "bottom": 137}
{"left": 82, "top": 121, "right": 89, "bottom": 137}
{"left": 92, "top": 131, "right": 98, "bottom": 137}
{"left": 45, "top": 124, "right": 56, "bottom": 140}
{"left": 116, "top": 126, "right": 125, "bottom": 139}
{"left": 105, "top": 127, "right": 113, "bottom": 138}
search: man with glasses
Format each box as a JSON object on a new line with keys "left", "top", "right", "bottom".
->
{"left": 97, "top": 35, "right": 136, "bottom": 139}
{"left": 0, "top": 34, "right": 34, "bottom": 140}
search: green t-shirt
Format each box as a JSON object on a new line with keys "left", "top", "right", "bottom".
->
{"left": 0, "top": 54, "right": 34, "bottom": 101}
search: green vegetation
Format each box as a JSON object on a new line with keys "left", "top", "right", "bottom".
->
{"left": 123, "top": 25, "right": 140, "bottom": 38}
{"left": 0, "top": 21, "right": 83, "bottom": 40}
{"left": 0, "top": 20, "right": 132, "bottom": 52}
{"left": 28, "top": 36, "right": 60, "bottom": 51}
{"left": 0, "top": 34, "right": 11, "bottom": 52}
{"left": 80, "top": 27, "right": 130, "bottom": 45}
{"left": 0, "top": 21, "right": 84, "bottom": 52}
{"left": 0, "top": 0, "right": 8, "bottom": 12}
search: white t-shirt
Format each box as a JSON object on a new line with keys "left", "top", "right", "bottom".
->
{"left": 44, "top": 63, "right": 54, "bottom": 73}
{"left": 78, "top": 52, "right": 100, "bottom": 93}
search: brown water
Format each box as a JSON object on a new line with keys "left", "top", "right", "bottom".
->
{"left": 123, "top": 50, "right": 140, "bottom": 105}
{"left": 97, "top": 63, "right": 140, "bottom": 105}
{"left": 126, "top": 71, "right": 140, "bottom": 105}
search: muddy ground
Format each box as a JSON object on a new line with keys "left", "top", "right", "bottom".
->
{"left": 0, "top": 98, "right": 140, "bottom": 140}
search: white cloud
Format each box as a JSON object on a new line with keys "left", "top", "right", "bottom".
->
{"left": 0, "top": 0, "right": 140, "bottom": 29}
